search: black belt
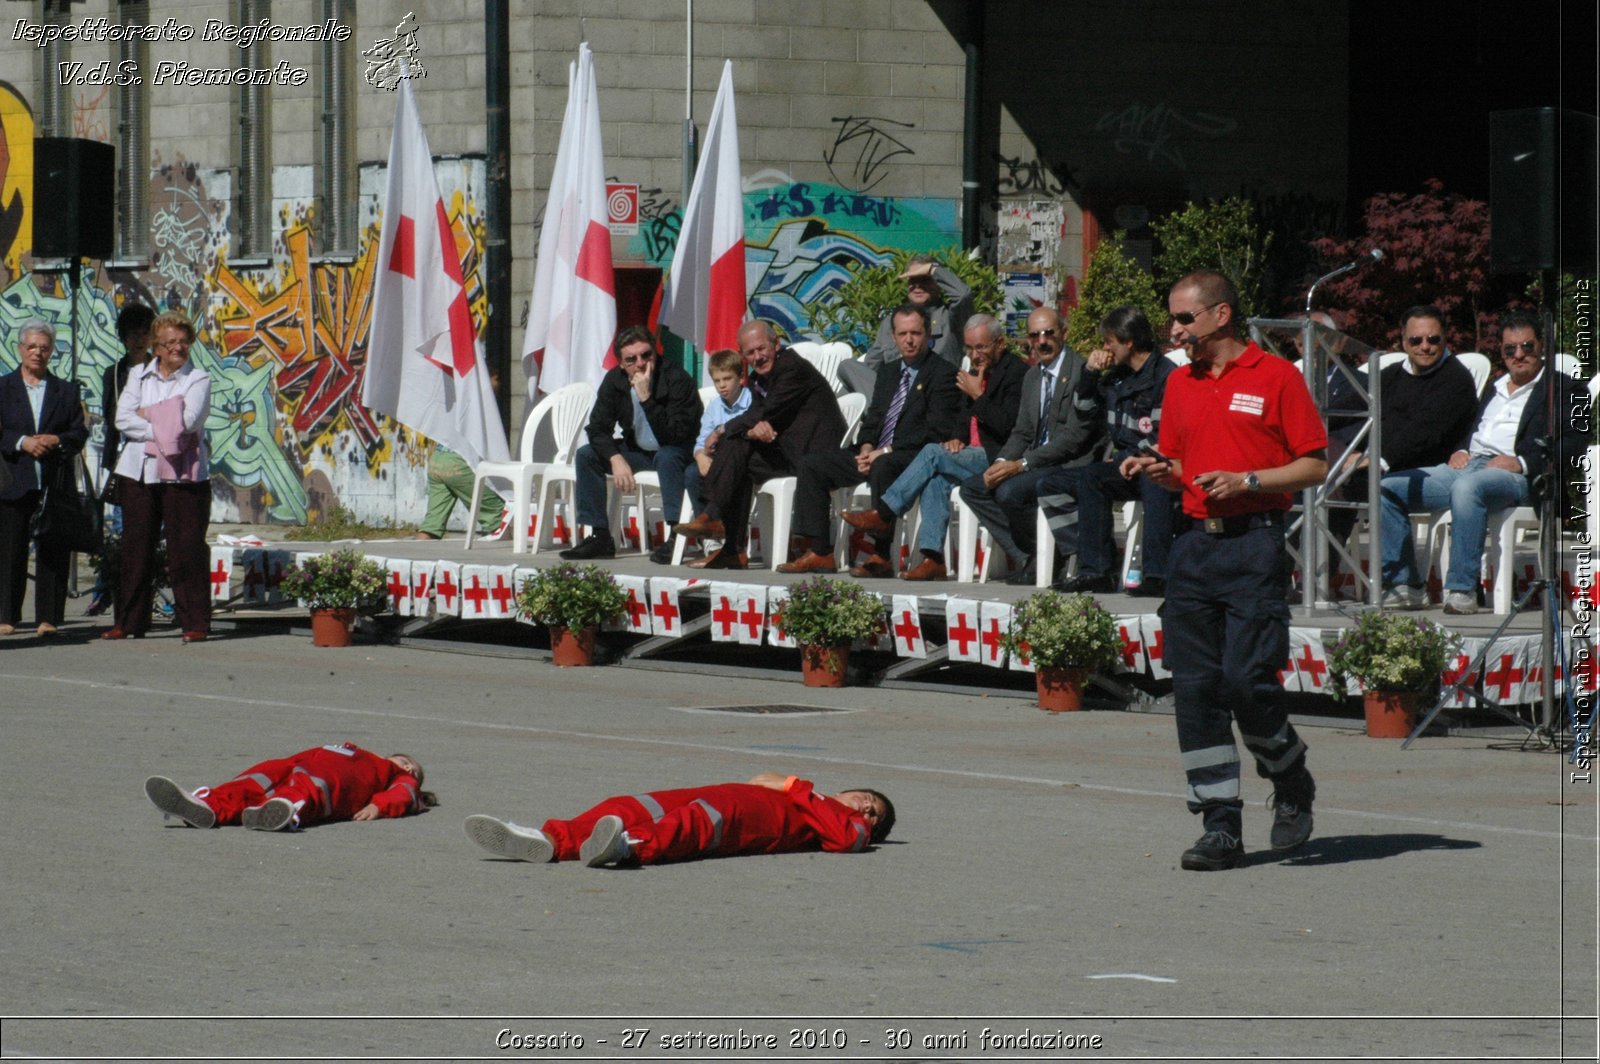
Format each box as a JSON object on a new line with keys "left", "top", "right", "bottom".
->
{"left": 1182, "top": 511, "right": 1285, "bottom": 536}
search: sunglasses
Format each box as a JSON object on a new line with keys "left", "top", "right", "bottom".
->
{"left": 619, "top": 352, "right": 655, "bottom": 365}
{"left": 1026, "top": 329, "right": 1059, "bottom": 340}
{"left": 1171, "top": 302, "right": 1222, "bottom": 326}
{"left": 1404, "top": 334, "right": 1442, "bottom": 347}
{"left": 1501, "top": 341, "right": 1538, "bottom": 357}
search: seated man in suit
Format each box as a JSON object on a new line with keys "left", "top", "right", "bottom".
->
{"left": 839, "top": 313, "right": 1026, "bottom": 581}
{"left": 958, "top": 306, "right": 1103, "bottom": 585}
{"left": 1378, "top": 311, "right": 1587, "bottom": 614}
{"left": 837, "top": 254, "right": 972, "bottom": 400}
{"left": 563, "top": 325, "right": 703, "bottom": 562}
{"left": 778, "top": 303, "right": 960, "bottom": 576}
{"left": 672, "top": 321, "right": 846, "bottom": 569}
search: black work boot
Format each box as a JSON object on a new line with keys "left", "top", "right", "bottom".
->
{"left": 1180, "top": 828, "right": 1244, "bottom": 871}
{"left": 1268, "top": 769, "right": 1316, "bottom": 851}
{"left": 560, "top": 531, "right": 616, "bottom": 560}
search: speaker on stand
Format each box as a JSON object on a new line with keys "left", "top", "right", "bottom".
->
{"left": 31, "top": 137, "right": 117, "bottom": 384}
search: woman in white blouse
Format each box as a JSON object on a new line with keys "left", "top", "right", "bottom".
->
{"left": 103, "top": 310, "right": 212, "bottom": 643}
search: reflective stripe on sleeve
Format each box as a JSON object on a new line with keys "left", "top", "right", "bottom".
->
{"left": 691, "top": 798, "right": 724, "bottom": 850}
{"left": 633, "top": 793, "right": 665, "bottom": 821}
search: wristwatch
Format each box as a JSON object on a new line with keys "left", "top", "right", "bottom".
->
{"left": 1243, "top": 472, "right": 1261, "bottom": 492}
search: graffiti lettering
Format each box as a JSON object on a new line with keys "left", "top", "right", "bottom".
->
{"left": 71, "top": 84, "right": 111, "bottom": 142}
{"left": 824, "top": 115, "right": 915, "bottom": 194}
{"left": 819, "top": 191, "right": 900, "bottom": 228}
{"left": 1092, "top": 102, "right": 1238, "bottom": 169}
{"left": 993, "top": 153, "right": 1068, "bottom": 197}
{"left": 634, "top": 184, "right": 681, "bottom": 263}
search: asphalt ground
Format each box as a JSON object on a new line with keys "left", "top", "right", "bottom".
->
{"left": 0, "top": 624, "right": 1595, "bottom": 1063}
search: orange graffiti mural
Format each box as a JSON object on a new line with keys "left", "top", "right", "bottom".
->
{"left": 0, "top": 81, "right": 33, "bottom": 284}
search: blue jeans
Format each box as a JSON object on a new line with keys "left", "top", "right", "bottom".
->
{"left": 1379, "top": 457, "right": 1530, "bottom": 592}
{"left": 880, "top": 443, "right": 990, "bottom": 554}
{"left": 574, "top": 443, "right": 694, "bottom": 536}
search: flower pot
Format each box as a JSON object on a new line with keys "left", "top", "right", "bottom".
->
{"left": 1363, "top": 689, "right": 1419, "bottom": 738}
{"left": 309, "top": 607, "right": 356, "bottom": 647}
{"left": 800, "top": 644, "right": 849, "bottom": 687}
{"left": 1036, "top": 666, "right": 1088, "bottom": 712}
{"left": 549, "top": 625, "right": 598, "bottom": 667}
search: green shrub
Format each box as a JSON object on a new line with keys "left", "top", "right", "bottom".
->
{"left": 1065, "top": 231, "right": 1167, "bottom": 353}
{"left": 1327, "top": 613, "right": 1459, "bottom": 699}
{"left": 279, "top": 548, "right": 388, "bottom": 612}
{"left": 1152, "top": 196, "right": 1273, "bottom": 319}
{"left": 807, "top": 246, "right": 1003, "bottom": 351}
{"left": 778, "top": 577, "right": 887, "bottom": 648}
{"left": 515, "top": 564, "right": 629, "bottom": 631}
{"left": 1002, "top": 591, "right": 1122, "bottom": 671}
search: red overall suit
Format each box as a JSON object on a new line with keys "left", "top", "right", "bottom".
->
{"left": 540, "top": 777, "right": 872, "bottom": 864}
{"left": 196, "top": 743, "right": 423, "bottom": 826}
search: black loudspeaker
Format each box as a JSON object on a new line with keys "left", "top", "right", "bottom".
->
{"left": 1490, "top": 108, "right": 1599, "bottom": 275}
{"left": 32, "top": 137, "right": 116, "bottom": 259}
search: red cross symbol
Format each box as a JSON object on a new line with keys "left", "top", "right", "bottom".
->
{"left": 1118, "top": 624, "right": 1142, "bottom": 668}
{"left": 436, "top": 569, "right": 460, "bottom": 609}
{"left": 386, "top": 569, "right": 409, "bottom": 605}
{"left": 1483, "top": 653, "right": 1523, "bottom": 700}
{"left": 210, "top": 558, "right": 230, "bottom": 593}
{"left": 626, "top": 512, "right": 643, "bottom": 548}
{"left": 981, "top": 618, "right": 1004, "bottom": 663}
{"left": 411, "top": 570, "right": 431, "bottom": 599}
{"left": 552, "top": 513, "right": 571, "bottom": 545}
{"left": 624, "top": 589, "right": 647, "bottom": 628}
{"left": 739, "top": 598, "right": 764, "bottom": 640}
{"left": 463, "top": 574, "right": 490, "bottom": 614}
{"left": 1442, "top": 653, "right": 1478, "bottom": 697}
{"left": 893, "top": 609, "right": 921, "bottom": 652}
{"left": 1295, "top": 643, "right": 1328, "bottom": 688}
{"left": 652, "top": 590, "right": 680, "bottom": 631}
{"left": 947, "top": 611, "right": 978, "bottom": 655}
{"left": 1146, "top": 627, "right": 1165, "bottom": 665}
{"left": 527, "top": 512, "right": 539, "bottom": 539}
{"left": 770, "top": 606, "right": 788, "bottom": 641}
{"left": 489, "top": 573, "right": 515, "bottom": 612}
{"left": 711, "top": 595, "right": 739, "bottom": 637}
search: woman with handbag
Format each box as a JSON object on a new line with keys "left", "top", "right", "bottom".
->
{"left": 103, "top": 310, "right": 212, "bottom": 643}
{"left": 0, "top": 318, "right": 89, "bottom": 637}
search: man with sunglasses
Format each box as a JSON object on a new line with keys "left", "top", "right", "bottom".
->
{"left": 1122, "top": 271, "right": 1328, "bottom": 871}
{"left": 562, "top": 325, "right": 703, "bottom": 562}
{"left": 1377, "top": 311, "right": 1586, "bottom": 615}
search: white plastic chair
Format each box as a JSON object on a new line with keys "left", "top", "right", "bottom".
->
{"left": 1429, "top": 505, "right": 1541, "bottom": 614}
{"left": 791, "top": 341, "right": 852, "bottom": 396}
{"left": 465, "top": 382, "right": 594, "bottom": 554}
{"left": 1552, "top": 352, "right": 1582, "bottom": 378}
{"left": 751, "top": 392, "right": 866, "bottom": 569}
{"left": 1454, "top": 352, "right": 1492, "bottom": 394}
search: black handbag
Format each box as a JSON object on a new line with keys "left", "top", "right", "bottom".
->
{"left": 31, "top": 460, "right": 101, "bottom": 555}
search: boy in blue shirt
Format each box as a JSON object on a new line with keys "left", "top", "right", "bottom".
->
{"left": 666, "top": 348, "right": 750, "bottom": 563}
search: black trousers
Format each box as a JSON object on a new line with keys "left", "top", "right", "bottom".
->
{"left": 700, "top": 438, "right": 792, "bottom": 554}
{"left": 0, "top": 491, "right": 70, "bottom": 626}
{"left": 791, "top": 446, "right": 914, "bottom": 551}
{"left": 115, "top": 477, "right": 211, "bottom": 635}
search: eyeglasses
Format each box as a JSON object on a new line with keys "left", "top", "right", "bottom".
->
{"left": 1171, "top": 302, "right": 1222, "bottom": 326}
{"left": 619, "top": 352, "right": 655, "bottom": 366}
{"left": 1026, "top": 329, "right": 1059, "bottom": 340}
{"left": 154, "top": 339, "right": 190, "bottom": 350}
{"left": 1404, "top": 334, "right": 1442, "bottom": 347}
{"left": 1501, "top": 341, "right": 1538, "bottom": 357}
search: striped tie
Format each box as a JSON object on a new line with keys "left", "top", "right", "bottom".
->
{"left": 878, "top": 367, "right": 912, "bottom": 447}
{"left": 1037, "top": 371, "right": 1055, "bottom": 447}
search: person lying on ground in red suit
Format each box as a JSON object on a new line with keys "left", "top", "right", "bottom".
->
{"left": 144, "top": 743, "right": 435, "bottom": 831}
{"left": 463, "top": 772, "right": 895, "bottom": 867}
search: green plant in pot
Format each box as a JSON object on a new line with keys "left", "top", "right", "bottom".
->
{"left": 279, "top": 548, "right": 388, "bottom": 647}
{"left": 778, "top": 576, "right": 888, "bottom": 687}
{"left": 1327, "top": 613, "right": 1459, "bottom": 737}
{"left": 1002, "top": 591, "right": 1122, "bottom": 711}
{"left": 515, "top": 563, "right": 629, "bottom": 666}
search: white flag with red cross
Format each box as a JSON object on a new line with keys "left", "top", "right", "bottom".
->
{"left": 1288, "top": 628, "right": 1331, "bottom": 695}
{"left": 1519, "top": 633, "right": 1565, "bottom": 702}
{"left": 459, "top": 565, "right": 493, "bottom": 620}
{"left": 708, "top": 582, "right": 743, "bottom": 643}
{"left": 1479, "top": 639, "right": 1529, "bottom": 706}
{"left": 978, "top": 601, "right": 1010, "bottom": 669}
{"left": 384, "top": 558, "right": 413, "bottom": 616}
{"left": 1114, "top": 615, "right": 1145, "bottom": 675}
{"left": 647, "top": 577, "right": 687, "bottom": 637}
{"left": 945, "top": 597, "right": 981, "bottom": 663}
{"left": 890, "top": 594, "right": 926, "bottom": 659}
{"left": 734, "top": 584, "right": 768, "bottom": 646}
{"left": 209, "top": 546, "right": 235, "bottom": 603}
{"left": 433, "top": 560, "right": 463, "bottom": 618}
{"left": 240, "top": 548, "right": 268, "bottom": 605}
{"left": 1440, "top": 638, "right": 1487, "bottom": 709}
{"left": 614, "top": 574, "right": 651, "bottom": 634}
{"left": 263, "top": 550, "right": 291, "bottom": 604}
{"left": 766, "top": 587, "right": 797, "bottom": 648}
{"left": 409, "top": 561, "right": 436, "bottom": 620}
{"left": 486, "top": 565, "right": 519, "bottom": 620}
{"left": 1139, "top": 613, "right": 1170, "bottom": 680}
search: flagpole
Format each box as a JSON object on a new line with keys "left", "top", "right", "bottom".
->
{"left": 682, "top": 0, "right": 698, "bottom": 203}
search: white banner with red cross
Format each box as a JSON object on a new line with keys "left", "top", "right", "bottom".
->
{"left": 890, "top": 595, "right": 926, "bottom": 659}
{"left": 458, "top": 565, "right": 494, "bottom": 620}
{"left": 485, "top": 565, "right": 519, "bottom": 620}
{"left": 1139, "top": 613, "right": 1169, "bottom": 679}
{"left": 263, "top": 550, "right": 291, "bottom": 604}
{"left": 527, "top": 500, "right": 575, "bottom": 548}
{"left": 384, "top": 558, "right": 414, "bottom": 616}
{"left": 208, "top": 546, "right": 235, "bottom": 603}
{"left": 512, "top": 567, "right": 539, "bottom": 627}
{"left": 766, "top": 586, "right": 797, "bottom": 648}
{"left": 647, "top": 577, "right": 687, "bottom": 638}
{"left": 614, "top": 574, "right": 651, "bottom": 634}
{"left": 978, "top": 601, "right": 1010, "bottom": 669}
{"left": 1440, "top": 637, "right": 1487, "bottom": 709}
{"left": 1479, "top": 638, "right": 1530, "bottom": 706}
{"left": 734, "top": 584, "right": 768, "bottom": 646}
{"left": 240, "top": 548, "right": 268, "bottom": 605}
{"left": 409, "top": 561, "right": 436, "bottom": 620}
{"left": 1519, "top": 633, "right": 1564, "bottom": 703}
{"left": 433, "top": 560, "right": 464, "bottom": 617}
{"left": 944, "top": 596, "right": 981, "bottom": 663}
{"left": 1287, "top": 628, "right": 1331, "bottom": 695}
{"left": 707, "top": 582, "right": 743, "bottom": 643}
{"left": 1114, "top": 614, "right": 1146, "bottom": 675}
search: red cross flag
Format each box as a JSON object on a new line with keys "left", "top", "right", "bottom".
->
{"left": 410, "top": 561, "right": 435, "bottom": 621}
{"left": 648, "top": 577, "right": 685, "bottom": 637}
{"left": 459, "top": 565, "right": 492, "bottom": 619}
{"left": 1115, "top": 615, "right": 1145, "bottom": 674}
{"left": 708, "top": 582, "right": 741, "bottom": 643}
{"left": 264, "top": 550, "right": 291, "bottom": 605}
{"left": 735, "top": 584, "right": 768, "bottom": 646}
{"left": 433, "top": 560, "right": 463, "bottom": 618}
{"left": 1139, "top": 614, "right": 1169, "bottom": 680}
{"left": 766, "top": 587, "right": 796, "bottom": 648}
{"left": 209, "top": 546, "right": 235, "bottom": 603}
{"left": 521, "top": 43, "right": 616, "bottom": 397}
{"left": 890, "top": 594, "right": 925, "bottom": 659}
{"left": 1441, "top": 638, "right": 1487, "bottom": 709}
{"left": 1288, "top": 628, "right": 1329, "bottom": 694}
{"left": 979, "top": 601, "right": 1011, "bottom": 669}
{"left": 360, "top": 72, "right": 510, "bottom": 469}
{"left": 240, "top": 549, "right": 267, "bottom": 605}
{"left": 385, "top": 559, "right": 413, "bottom": 617}
{"left": 487, "top": 565, "right": 518, "bottom": 620}
{"left": 615, "top": 574, "right": 650, "bottom": 634}
{"left": 945, "top": 597, "right": 981, "bottom": 663}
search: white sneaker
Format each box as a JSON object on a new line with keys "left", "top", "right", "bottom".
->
{"left": 579, "top": 814, "right": 634, "bottom": 867}
{"left": 1442, "top": 590, "right": 1479, "bottom": 615}
{"left": 241, "top": 797, "right": 298, "bottom": 832}
{"left": 463, "top": 815, "right": 555, "bottom": 862}
{"left": 145, "top": 776, "right": 216, "bottom": 829}
{"left": 1380, "top": 585, "right": 1426, "bottom": 611}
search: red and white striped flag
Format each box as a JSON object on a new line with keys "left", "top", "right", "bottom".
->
{"left": 521, "top": 44, "right": 616, "bottom": 397}
{"left": 659, "top": 60, "right": 748, "bottom": 380}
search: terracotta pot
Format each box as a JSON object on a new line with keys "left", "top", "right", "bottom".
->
{"left": 549, "top": 625, "right": 598, "bottom": 667}
{"left": 1363, "top": 689, "right": 1419, "bottom": 738}
{"left": 1036, "top": 666, "right": 1088, "bottom": 712}
{"left": 310, "top": 607, "right": 356, "bottom": 648}
{"left": 800, "top": 644, "right": 849, "bottom": 687}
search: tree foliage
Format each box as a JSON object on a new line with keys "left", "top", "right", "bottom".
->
{"left": 1065, "top": 232, "right": 1167, "bottom": 353}
{"left": 1309, "top": 180, "right": 1491, "bottom": 352}
{"left": 1152, "top": 196, "right": 1274, "bottom": 319}
{"left": 806, "top": 246, "right": 1003, "bottom": 351}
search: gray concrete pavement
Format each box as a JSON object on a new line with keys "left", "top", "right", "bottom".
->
{"left": 0, "top": 628, "right": 1594, "bottom": 1061}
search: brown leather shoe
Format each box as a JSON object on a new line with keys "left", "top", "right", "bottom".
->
{"left": 897, "top": 557, "right": 948, "bottom": 581}
{"left": 841, "top": 509, "right": 894, "bottom": 536}
{"left": 688, "top": 549, "right": 747, "bottom": 570}
{"left": 849, "top": 554, "right": 894, "bottom": 578}
{"left": 777, "top": 550, "right": 838, "bottom": 575}
{"left": 181, "top": 631, "right": 208, "bottom": 644}
{"left": 672, "top": 514, "right": 726, "bottom": 539}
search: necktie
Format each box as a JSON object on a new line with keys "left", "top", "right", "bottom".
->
{"left": 878, "top": 367, "right": 912, "bottom": 448}
{"left": 968, "top": 369, "right": 988, "bottom": 447}
{"left": 1037, "top": 370, "right": 1055, "bottom": 447}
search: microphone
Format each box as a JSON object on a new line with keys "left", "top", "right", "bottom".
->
{"left": 1305, "top": 248, "right": 1384, "bottom": 313}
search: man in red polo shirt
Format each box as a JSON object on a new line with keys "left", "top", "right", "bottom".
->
{"left": 1122, "top": 270, "right": 1328, "bottom": 871}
